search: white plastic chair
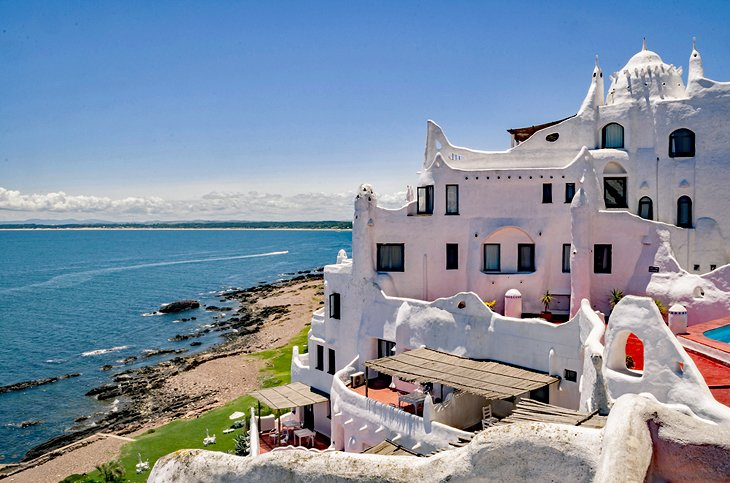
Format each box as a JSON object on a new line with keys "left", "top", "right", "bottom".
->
{"left": 481, "top": 405, "right": 498, "bottom": 429}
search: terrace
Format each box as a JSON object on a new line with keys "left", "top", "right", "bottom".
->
{"left": 250, "top": 382, "right": 331, "bottom": 453}
{"left": 352, "top": 347, "right": 559, "bottom": 432}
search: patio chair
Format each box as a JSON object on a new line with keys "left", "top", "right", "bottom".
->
{"left": 481, "top": 405, "right": 498, "bottom": 429}
{"left": 203, "top": 428, "right": 217, "bottom": 446}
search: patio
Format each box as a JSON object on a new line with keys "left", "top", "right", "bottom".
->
{"left": 250, "top": 382, "right": 331, "bottom": 451}
{"left": 258, "top": 430, "right": 331, "bottom": 454}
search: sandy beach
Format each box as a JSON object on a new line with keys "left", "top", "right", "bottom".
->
{"left": 3, "top": 275, "right": 324, "bottom": 483}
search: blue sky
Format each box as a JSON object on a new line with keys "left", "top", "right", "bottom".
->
{"left": 2, "top": 1, "right": 730, "bottom": 221}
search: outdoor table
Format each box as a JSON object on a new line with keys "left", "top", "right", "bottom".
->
{"left": 398, "top": 391, "right": 427, "bottom": 415}
{"left": 294, "top": 428, "right": 316, "bottom": 447}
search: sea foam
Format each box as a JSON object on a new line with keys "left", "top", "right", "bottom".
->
{"left": 81, "top": 346, "right": 129, "bottom": 357}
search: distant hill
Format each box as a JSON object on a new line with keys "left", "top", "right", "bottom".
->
{"left": 0, "top": 220, "right": 352, "bottom": 230}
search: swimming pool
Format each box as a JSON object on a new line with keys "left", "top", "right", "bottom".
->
{"left": 704, "top": 325, "right": 730, "bottom": 344}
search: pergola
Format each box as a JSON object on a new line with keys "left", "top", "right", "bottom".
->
{"left": 250, "top": 382, "right": 328, "bottom": 436}
{"left": 364, "top": 347, "right": 558, "bottom": 402}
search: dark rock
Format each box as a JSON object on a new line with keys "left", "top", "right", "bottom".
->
{"left": 141, "top": 348, "right": 188, "bottom": 358}
{"left": 168, "top": 332, "right": 206, "bottom": 342}
{"left": 74, "top": 415, "right": 89, "bottom": 423}
{"left": 0, "top": 373, "right": 81, "bottom": 395}
{"left": 120, "top": 356, "right": 138, "bottom": 364}
{"left": 159, "top": 300, "right": 200, "bottom": 314}
{"left": 100, "top": 365, "right": 114, "bottom": 371}
{"left": 205, "top": 305, "right": 233, "bottom": 312}
{"left": 190, "top": 341, "right": 202, "bottom": 347}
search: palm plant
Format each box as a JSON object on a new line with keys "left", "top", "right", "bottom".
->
{"left": 234, "top": 432, "right": 251, "bottom": 456}
{"left": 95, "top": 460, "right": 125, "bottom": 483}
{"left": 540, "top": 290, "right": 553, "bottom": 314}
{"left": 609, "top": 289, "right": 624, "bottom": 308}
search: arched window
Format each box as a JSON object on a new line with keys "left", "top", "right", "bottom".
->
{"left": 638, "top": 196, "right": 653, "bottom": 220}
{"left": 602, "top": 123, "right": 624, "bottom": 149}
{"left": 669, "top": 129, "right": 695, "bottom": 158}
{"left": 677, "top": 196, "right": 693, "bottom": 228}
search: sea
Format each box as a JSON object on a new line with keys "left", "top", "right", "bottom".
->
{"left": 0, "top": 229, "right": 351, "bottom": 463}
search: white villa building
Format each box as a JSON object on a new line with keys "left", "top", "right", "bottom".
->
{"left": 152, "top": 41, "right": 730, "bottom": 482}
{"left": 287, "top": 40, "right": 730, "bottom": 455}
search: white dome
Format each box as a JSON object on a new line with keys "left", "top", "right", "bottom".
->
{"left": 622, "top": 49, "right": 665, "bottom": 71}
{"left": 607, "top": 44, "right": 686, "bottom": 105}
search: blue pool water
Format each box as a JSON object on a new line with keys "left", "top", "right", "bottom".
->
{"left": 0, "top": 229, "right": 351, "bottom": 462}
{"left": 704, "top": 324, "right": 730, "bottom": 344}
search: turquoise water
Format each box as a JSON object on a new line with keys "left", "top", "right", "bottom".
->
{"left": 704, "top": 325, "right": 730, "bottom": 344}
{"left": 0, "top": 229, "right": 351, "bottom": 462}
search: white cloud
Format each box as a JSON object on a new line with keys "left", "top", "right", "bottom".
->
{"left": 0, "top": 187, "right": 408, "bottom": 221}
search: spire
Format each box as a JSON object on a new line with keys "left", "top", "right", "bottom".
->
{"left": 642, "top": 37, "right": 647, "bottom": 51}
{"left": 687, "top": 35, "right": 704, "bottom": 88}
{"left": 578, "top": 52, "right": 605, "bottom": 112}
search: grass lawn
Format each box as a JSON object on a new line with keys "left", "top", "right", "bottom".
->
{"left": 65, "top": 324, "right": 310, "bottom": 482}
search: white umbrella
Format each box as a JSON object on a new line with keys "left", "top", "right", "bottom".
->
{"left": 229, "top": 411, "right": 246, "bottom": 420}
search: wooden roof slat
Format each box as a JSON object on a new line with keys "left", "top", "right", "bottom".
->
{"left": 500, "top": 398, "right": 606, "bottom": 428}
{"left": 250, "top": 382, "right": 328, "bottom": 410}
{"left": 365, "top": 348, "right": 557, "bottom": 400}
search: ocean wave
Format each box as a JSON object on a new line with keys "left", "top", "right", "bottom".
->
{"left": 0, "top": 250, "right": 290, "bottom": 294}
{"left": 81, "top": 346, "right": 129, "bottom": 357}
{"left": 44, "top": 358, "right": 65, "bottom": 364}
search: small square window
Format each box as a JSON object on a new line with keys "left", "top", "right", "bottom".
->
{"left": 594, "top": 244, "right": 612, "bottom": 274}
{"left": 315, "top": 345, "right": 324, "bottom": 371}
{"left": 562, "top": 244, "right": 571, "bottom": 273}
{"left": 446, "top": 244, "right": 458, "bottom": 270}
{"left": 445, "top": 185, "right": 459, "bottom": 215}
{"left": 564, "top": 369, "right": 577, "bottom": 382}
{"left": 711, "top": 264, "right": 717, "bottom": 271}
{"left": 483, "top": 244, "right": 500, "bottom": 272}
{"left": 329, "top": 293, "right": 341, "bottom": 319}
{"left": 417, "top": 185, "right": 434, "bottom": 214}
{"left": 693, "top": 264, "right": 700, "bottom": 271}
{"left": 518, "top": 244, "right": 535, "bottom": 272}
{"left": 542, "top": 183, "right": 553, "bottom": 203}
{"left": 565, "top": 183, "right": 576, "bottom": 203}
{"left": 377, "top": 244, "right": 404, "bottom": 272}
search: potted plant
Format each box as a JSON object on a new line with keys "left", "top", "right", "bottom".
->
{"left": 609, "top": 289, "right": 624, "bottom": 309}
{"left": 540, "top": 290, "right": 553, "bottom": 321}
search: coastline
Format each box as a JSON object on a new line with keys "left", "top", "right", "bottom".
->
{"left": 2, "top": 272, "right": 324, "bottom": 482}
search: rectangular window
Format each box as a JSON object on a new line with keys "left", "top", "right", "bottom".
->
{"left": 377, "top": 243, "right": 405, "bottom": 272}
{"left": 446, "top": 243, "right": 458, "bottom": 270}
{"left": 483, "top": 244, "right": 501, "bottom": 272}
{"left": 562, "top": 244, "right": 571, "bottom": 273}
{"left": 377, "top": 339, "right": 395, "bottom": 359}
{"left": 417, "top": 185, "right": 434, "bottom": 214}
{"left": 329, "top": 293, "right": 340, "bottom": 319}
{"left": 603, "top": 177, "right": 627, "bottom": 208}
{"left": 594, "top": 244, "right": 612, "bottom": 273}
{"left": 445, "top": 184, "right": 459, "bottom": 214}
{"left": 542, "top": 183, "right": 553, "bottom": 203}
{"left": 565, "top": 183, "right": 576, "bottom": 203}
{"left": 518, "top": 244, "right": 536, "bottom": 272}
{"left": 327, "top": 348, "right": 336, "bottom": 375}
{"left": 564, "top": 369, "right": 577, "bottom": 382}
{"left": 315, "top": 345, "right": 324, "bottom": 371}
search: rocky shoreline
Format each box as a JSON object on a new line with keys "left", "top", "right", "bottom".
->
{"left": 19, "top": 270, "right": 324, "bottom": 463}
